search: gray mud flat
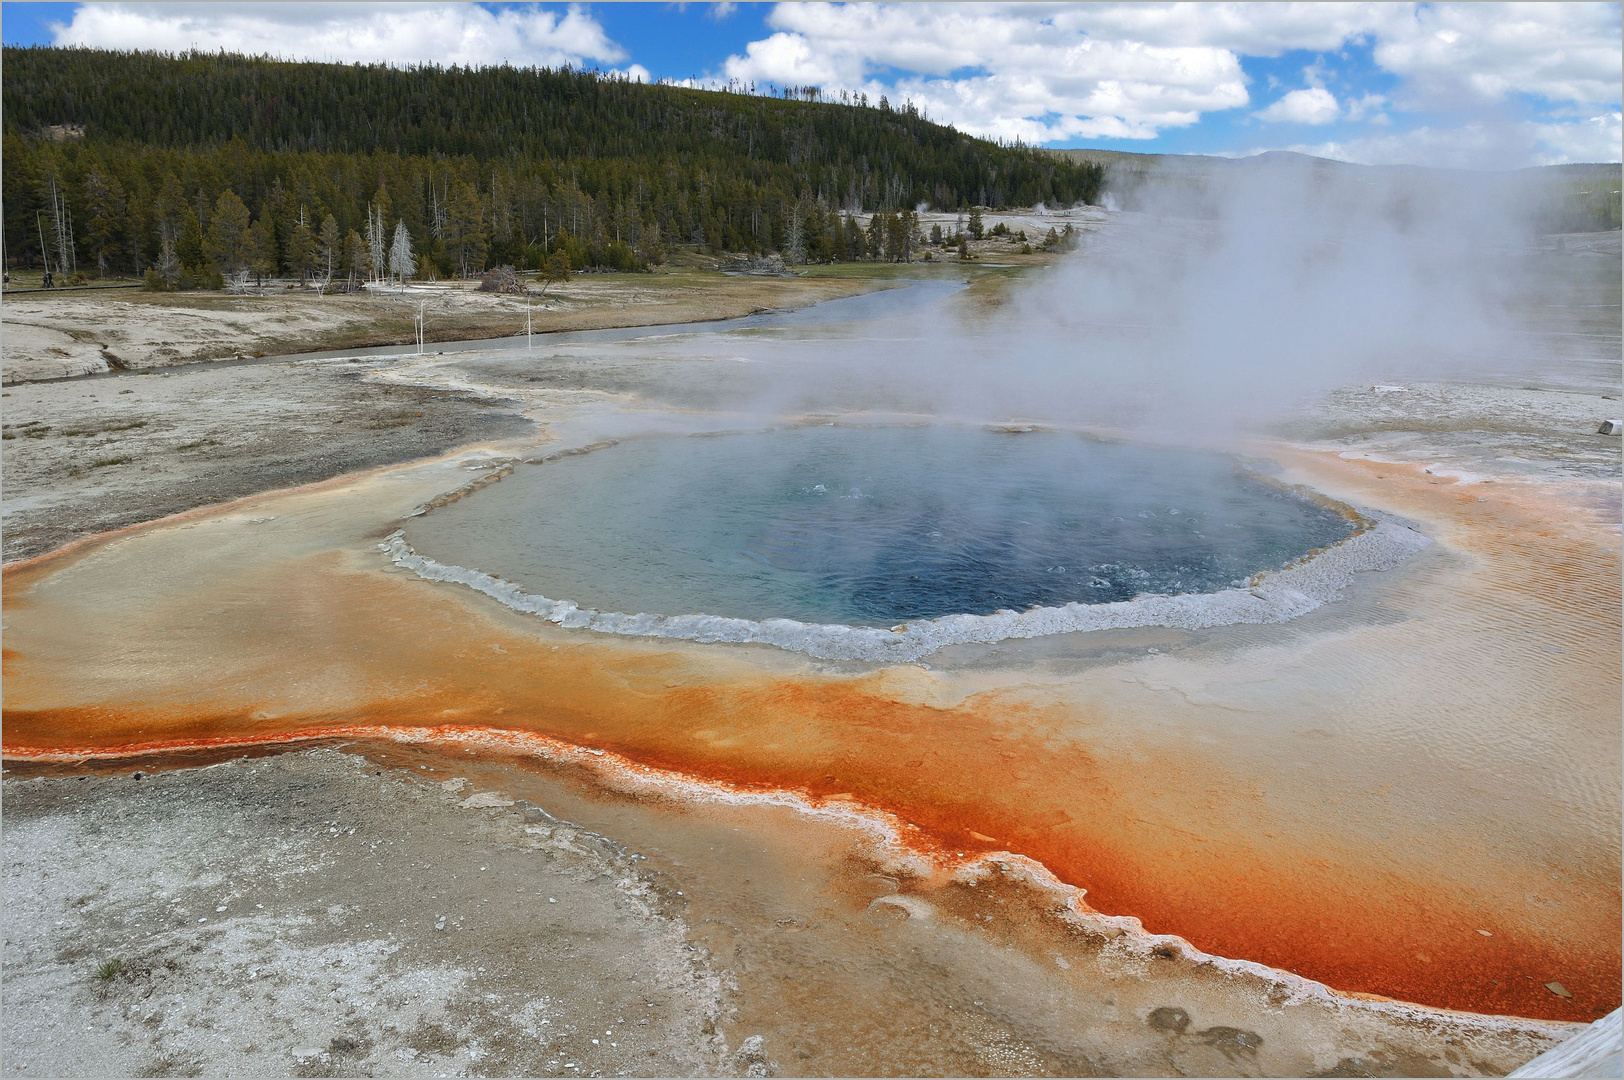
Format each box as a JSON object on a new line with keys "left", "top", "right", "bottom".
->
{"left": 1, "top": 750, "right": 736, "bottom": 1078}
{"left": 0, "top": 361, "right": 530, "bottom": 562}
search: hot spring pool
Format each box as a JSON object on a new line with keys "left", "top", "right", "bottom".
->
{"left": 399, "top": 426, "right": 1359, "bottom": 656}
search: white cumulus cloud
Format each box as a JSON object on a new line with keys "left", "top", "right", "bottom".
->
{"left": 722, "top": 3, "right": 1257, "bottom": 142}
{"left": 1374, "top": 2, "right": 1622, "bottom": 107}
{"left": 1343, "top": 93, "right": 1389, "bottom": 123}
{"left": 1062, "top": 2, "right": 1404, "bottom": 55}
{"left": 1527, "top": 112, "right": 1624, "bottom": 165}
{"left": 49, "top": 2, "right": 627, "bottom": 70}
{"left": 1256, "top": 86, "right": 1341, "bottom": 124}
{"left": 715, "top": 2, "right": 1622, "bottom": 157}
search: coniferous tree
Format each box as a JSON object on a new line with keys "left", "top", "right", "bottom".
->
{"left": 342, "top": 228, "right": 367, "bottom": 286}
{"left": 843, "top": 214, "right": 863, "bottom": 261}
{"left": 176, "top": 204, "right": 205, "bottom": 279}
{"left": 441, "top": 181, "right": 487, "bottom": 278}
{"left": 82, "top": 166, "right": 126, "bottom": 275}
{"left": 248, "top": 216, "right": 276, "bottom": 284}
{"left": 316, "top": 213, "right": 340, "bottom": 280}
{"left": 286, "top": 216, "right": 316, "bottom": 281}
{"left": 897, "top": 207, "right": 918, "bottom": 261}
{"left": 883, "top": 211, "right": 904, "bottom": 261}
{"left": 153, "top": 174, "right": 185, "bottom": 254}
{"left": 537, "top": 250, "right": 570, "bottom": 296}
{"left": 255, "top": 199, "right": 281, "bottom": 274}
{"left": 799, "top": 197, "right": 829, "bottom": 263}
{"left": 123, "top": 176, "right": 151, "bottom": 274}
{"left": 204, "top": 189, "right": 252, "bottom": 276}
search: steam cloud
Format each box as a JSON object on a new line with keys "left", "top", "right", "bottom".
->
{"left": 756, "top": 158, "right": 1546, "bottom": 437}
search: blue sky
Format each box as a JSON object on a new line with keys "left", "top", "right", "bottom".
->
{"left": 4, "top": 2, "right": 1619, "bottom": 166}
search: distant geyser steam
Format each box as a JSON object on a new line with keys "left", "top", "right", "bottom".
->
{"left": 745, "top": 159, "right": 1542, "bottom": 437}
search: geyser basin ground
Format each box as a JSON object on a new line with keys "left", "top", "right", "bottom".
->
{"left": 405, "top": 426, "right": 1354, "bottom": 627}
{"left": 4, "top": 402, "right": 1617, "bottom": 1042}
{"left": 5, "top": 238, "right": 1617, "bottom": 1074}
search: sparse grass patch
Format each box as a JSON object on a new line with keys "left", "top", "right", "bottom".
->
{"left": 95, "top": 958, "right": 123, "bottom": 981}
{"left": 363, "top": 411, "right": 422, "bottom": 430}
{"left": 176, "top": 438, "right": 221, "bottom": 451}
{"left": 58, "top": 421, "right": 150, "bottom": 437}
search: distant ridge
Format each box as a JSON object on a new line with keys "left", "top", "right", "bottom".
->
{"left": 1049, "top": 146, "right": 1622, "bottom": 173}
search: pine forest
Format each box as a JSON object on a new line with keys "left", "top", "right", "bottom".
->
{"left": 2, "top": 46, "right": 1106, "bottom": 286}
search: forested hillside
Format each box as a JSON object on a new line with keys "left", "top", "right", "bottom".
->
{"left": 2, "top": 47, "right": 1103, "bottom": 283}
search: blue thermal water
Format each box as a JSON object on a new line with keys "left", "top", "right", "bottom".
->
{"left": 403, "top": 426, "right": 1355, "bottom": 627}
